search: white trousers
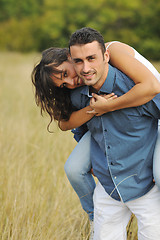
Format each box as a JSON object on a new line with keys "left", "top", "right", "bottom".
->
{"left": 93, "top": 182, "right": 160, "bottom": 240}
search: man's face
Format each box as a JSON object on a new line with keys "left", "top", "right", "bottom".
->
{"left": 70, "top": 41, "right": 109, "bottom": 90}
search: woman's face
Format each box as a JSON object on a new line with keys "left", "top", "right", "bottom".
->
{"left": 51, "top": 60, "right": 84, "bottom": 89}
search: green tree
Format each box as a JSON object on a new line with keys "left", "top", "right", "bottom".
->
{"left": 0, "top": 0, "right": 159, "bottom": 59}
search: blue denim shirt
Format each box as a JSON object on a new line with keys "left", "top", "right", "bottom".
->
{"left": 71, "top": 124, "right": 88, "bottom": 142}
{"left": 70, "top": 64, "right": 160, "bottom": 202}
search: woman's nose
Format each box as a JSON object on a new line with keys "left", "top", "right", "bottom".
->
{"left": 65, "top": 78, "right": 75, "bottom": 86}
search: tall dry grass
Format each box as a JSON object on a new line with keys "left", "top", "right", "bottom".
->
{"left": 0, "top": 52, "right": 87, "bottom": 240}
{"left": 0, "top": 52, "right": 159, "bottom": 240}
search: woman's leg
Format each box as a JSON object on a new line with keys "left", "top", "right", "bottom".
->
{"left": 64, "top": 131, "right": 95, "bottom": 221}
{"left": 153, "top": 122, "right": 160, "bottom": 189}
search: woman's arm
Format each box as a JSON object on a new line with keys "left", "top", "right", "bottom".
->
{"left": 59, "top": 94, "right": 116, "bottom": 131}
{"left": 88, "top": 42, "right": 160, "bottom": 115}
{"left": 59, "top": 105, "right": 94, "bottom": 131}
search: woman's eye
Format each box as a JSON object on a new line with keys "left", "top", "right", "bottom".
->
{"left": 63, "top": 71, "right": 68, "bottom": 77}
{"left": 60, "top": 83, "right": 67, "bottom": 88}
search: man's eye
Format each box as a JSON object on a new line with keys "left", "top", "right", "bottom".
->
{"left": 89, "top": 57, "right": 95, "bottom": 61}
{"left": 60, "top": 83, "right": 67, "bottom": 88}
{"left": 74, "top": 59, "right": 82, "bottom": 64}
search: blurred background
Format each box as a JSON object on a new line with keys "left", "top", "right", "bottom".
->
{"left": 0, "top": 1, "right": 160, "bottom": 239}
{"left": 0, "top": 0, "right": 160, "bottom": 59}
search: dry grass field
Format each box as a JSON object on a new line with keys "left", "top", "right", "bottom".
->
{"left": 0, "top": 52, "right": 159, "bottom": 240}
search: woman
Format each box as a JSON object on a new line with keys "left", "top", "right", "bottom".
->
{"left": 31, "top": 41, "right": 160, "bottom": 230}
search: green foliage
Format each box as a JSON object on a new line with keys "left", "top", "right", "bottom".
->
{"left": 0, "top": 0, "right": 43, "bottom": 21}
{"left": 0, "top": 0, "right": 159, "bottom": 60}
{"left": 0, "top": 18, "right": 37, "bottom": 51}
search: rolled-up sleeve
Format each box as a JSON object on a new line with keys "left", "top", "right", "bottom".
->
{"left": 140, "top": 93, "right": 160, "bottom": 119}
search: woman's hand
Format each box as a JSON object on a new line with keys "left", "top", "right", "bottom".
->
{"left": 87, "top": 93, "right": 117, "bottom": 116}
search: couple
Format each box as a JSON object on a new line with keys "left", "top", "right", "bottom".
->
{"left": 32, "top": 27, "right": 160, "bottom": 239}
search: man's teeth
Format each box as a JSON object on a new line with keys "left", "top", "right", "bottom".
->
{"left": 84, "top": 73, "right": 93, "bottom": 76}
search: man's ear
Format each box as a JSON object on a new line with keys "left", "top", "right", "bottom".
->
{"left": 67, "top": 53, "right": 72, "bottom": 62}
{"left": 104, "top": 49, "right": 110, "bottom": 63}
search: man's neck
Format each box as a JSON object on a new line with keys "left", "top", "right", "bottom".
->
{"left": 90, "top": 65, "right": 109, "bottom": 93}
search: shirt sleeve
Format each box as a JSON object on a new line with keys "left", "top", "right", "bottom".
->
{"left": 140, "top": 93, "right": 160, "bottom": 119}
{"left": 71, "top": 124, "right": 88, "bottom": 142}
{"left": 70, "top": 87, "right": 84, "bottom": 110}
{"left": 70, "top": 87, "right": 89, "bottom": 141}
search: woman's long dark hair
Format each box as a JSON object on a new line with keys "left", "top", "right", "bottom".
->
{"left": 31, "top": 47, "right": 74, "bottom": 131}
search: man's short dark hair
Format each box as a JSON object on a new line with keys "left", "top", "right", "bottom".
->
{"left": 69, "top": 27, "right": 106, "bottom": 54}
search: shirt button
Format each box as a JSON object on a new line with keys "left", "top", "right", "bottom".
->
{"left": 114, "top": 176, "right": 117, "bottom": 179}
{"left": 107, "top": 146, "right": 110, "bottom": 149}
{"left": 104, "top": 129, "right": 107, "bottom": 132}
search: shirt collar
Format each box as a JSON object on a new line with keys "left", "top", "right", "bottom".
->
{"left": 99, "top": 64, "right": 116, "bottom": 94}
{"left": 80, "top": 64, "right": 116, "bottom": 96}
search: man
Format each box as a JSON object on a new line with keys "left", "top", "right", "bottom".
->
{"left": 69, "top": 27, "right": 160, "bottom": 239}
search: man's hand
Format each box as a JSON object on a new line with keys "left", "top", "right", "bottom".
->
{"left": 87, "top": 93, "right": 117, "bottom": 116}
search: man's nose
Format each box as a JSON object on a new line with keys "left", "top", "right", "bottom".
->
{"left": 82, "top": 61, "right": 90, "bottom": 73}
